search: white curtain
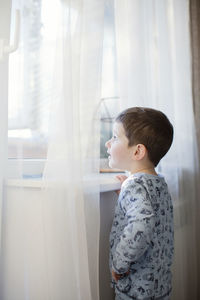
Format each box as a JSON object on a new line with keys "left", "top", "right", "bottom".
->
{"left": 1, "top": 0, "right": 199, "bottom": 300}
{"left": 0, "top": 0, "right": 10, "bottom": 253}
{"left": 41, "top": 0, "right": 104, "bottom": 299}
{"left": 1, "top": 0, "right": 104, "bottom": 299}
{"left": 114, "top": 0, "right": 199, "bottom": 299}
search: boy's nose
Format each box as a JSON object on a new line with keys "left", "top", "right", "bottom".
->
{"left": 105, "top": 140, "right": 110, "bottom": 148}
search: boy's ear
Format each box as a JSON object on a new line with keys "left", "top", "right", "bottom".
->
{"left": 132, "top": 144, "right": 147, "bottom": 161}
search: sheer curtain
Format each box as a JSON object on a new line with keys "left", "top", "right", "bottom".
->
{"left": 1, "top": 0, "right": 104, "bottom": 299}
{"left": 0, "top": 0, "right": 10, "bottom": 255}
{"left": 41, "top": 0, "right": 104, "bottom": 299}
{"left": 114, "top": 0, "right": 199, "bottom": 299}
{"left": 2, "top": 0, "right": 199, "bottom": 299}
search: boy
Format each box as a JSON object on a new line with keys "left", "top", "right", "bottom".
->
{"left": 105, "top": 107, "right": 174, "bottom": 300}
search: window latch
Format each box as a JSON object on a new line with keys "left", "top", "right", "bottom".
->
{"left": 0, "top": 10, "right": 20, "bottom": 62}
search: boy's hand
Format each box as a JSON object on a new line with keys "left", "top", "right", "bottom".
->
{"left": 115, "top": 175, "right": 128, "bottom": 195}
{"left": 112, "top": 269, "right": 130, "bottom": 282}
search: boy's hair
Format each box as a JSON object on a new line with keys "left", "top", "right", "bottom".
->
{"left": 115, "top": 107, "right": 173, "bottom": 167}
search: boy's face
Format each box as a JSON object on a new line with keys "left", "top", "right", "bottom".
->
{"left": 105, "top": 122, "right": 134, "bottom": 171}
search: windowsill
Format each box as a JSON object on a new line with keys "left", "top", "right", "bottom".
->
{"left": 5, "top": 173, "right": 121, "bottom": 193}
{"left": 5, "top": 173, "right": 186, "bottom": 229}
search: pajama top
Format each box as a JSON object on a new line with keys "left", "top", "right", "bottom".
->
{"left": 109, "top": 173, "right": 174, "bottom": 299}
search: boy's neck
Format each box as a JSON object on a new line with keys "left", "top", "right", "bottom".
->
{"left": 131, "top": 167, "right": 157, "bottom": 175}
{"left": 130, "top": 162, "right": 157, "bottom": 176}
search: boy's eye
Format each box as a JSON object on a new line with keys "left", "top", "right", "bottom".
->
{"left": 112, "top": 135, "right": 117, "bottom": 139}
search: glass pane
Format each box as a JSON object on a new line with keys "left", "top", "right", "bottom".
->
{"left": 8, "top": 0, "right": 61, "bottom": 158}
{"left": 100, "top": 0, "right": 120, "bottom": 168}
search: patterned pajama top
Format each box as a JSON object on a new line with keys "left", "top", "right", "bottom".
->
{"left": 109, "top": 173, "right": 174, "bottom": 300}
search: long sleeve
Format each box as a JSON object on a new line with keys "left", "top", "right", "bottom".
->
{"left": 112, "top": 181, "right": 155, "bottom": 274}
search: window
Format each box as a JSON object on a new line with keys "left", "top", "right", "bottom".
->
{"left": 100, "top": 0, "right": 121, "bottom": 171}
{"left": 8, "top": 0, "right": 119, "bottom": 174}
{"left": 8, "top": 0, "right": 61, "bottom": 159}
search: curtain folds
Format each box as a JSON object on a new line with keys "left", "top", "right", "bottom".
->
{"left": 114, "top": 0, "right": 199, "bottom": 299}
{"left": 1, "top": 0, "right": 104, "bottom": 299}
{"left": 0, "top": 0, "right": 10, "bottom": 260}
{"left": 42, "top": 1, "right": 104, "bottom": 299}
{"left": 1, "top": 1, "right": 199, "bottom": 300}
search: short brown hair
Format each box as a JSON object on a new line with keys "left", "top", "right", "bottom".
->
{"left": 115, "top": 107, "right": 173, "bottom": 166}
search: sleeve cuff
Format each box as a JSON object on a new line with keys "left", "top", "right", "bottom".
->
{"left": 112, "top": 259, "right": 130, "bottom": 274}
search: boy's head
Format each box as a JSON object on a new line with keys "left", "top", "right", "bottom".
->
{"left": 115, "top": 107, "right": 173, "bottom": 167}
{"left": 105, "top": 107, "right": 173, "bottom": 171}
